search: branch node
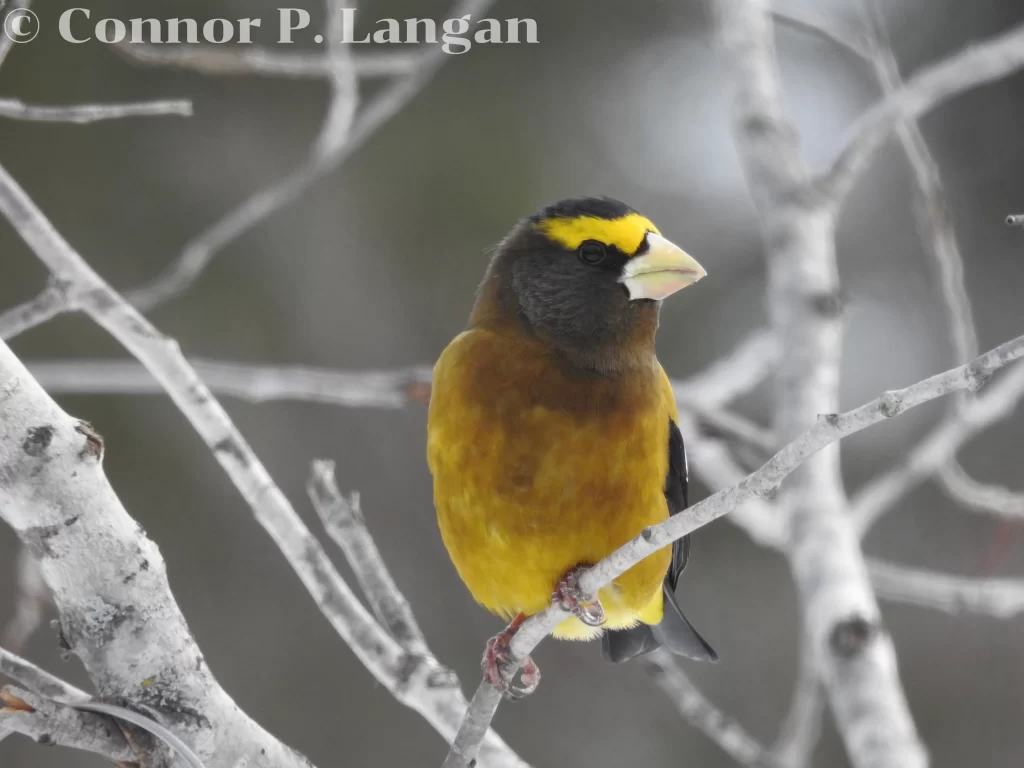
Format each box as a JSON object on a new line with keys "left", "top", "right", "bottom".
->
{"left": 74, "top": 421, "right": 104, "bottom": 462}
{"left": 828, "top": 616, "right": 878, "bottom": 659}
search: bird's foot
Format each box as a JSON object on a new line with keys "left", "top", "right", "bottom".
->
{"left": 554, "top": 565, "right": 605, "bottom": 626}
{"left": 481, "top": 613, "right": 541, "bottom": 700}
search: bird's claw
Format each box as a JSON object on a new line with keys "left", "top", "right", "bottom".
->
{"left": 554, "top": 565, "right": 605, "bottom": 627}
{"left": 481, "top": 614, "right": 541, "bottom": 700}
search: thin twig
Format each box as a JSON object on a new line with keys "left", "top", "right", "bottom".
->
{"left": 771, "top": 635, "right": 825, "bottom": 768}
{"left": 115, "top": 41, "right": 418, "bottom": 78}
{"left": 0, "top": 98, "right": 192, "bottom": 123}
{"left": 126, "top": 0, "right": 496, "bottom": 311}
{"left": 868, "top": 560, "right": 1024, "bottom": 618}
{"left": 673, "top": 329, "right": 778, "bottom": 406}
{"left": 0, "top": 687, "right": 135, "bottom": 764}
{"left": 852, "top": 358, "right": 1024, "bottom": 533}
{"left": 818, "top": 20, "right": 1024, "bottom": 205}
{"left": 308, "top": 460, "right": 431, "bottom": 656}
{"left": 28, "top": 358, "right": 434, "bottom": 408}
{"left": 770, "top": 5, "right": 873, "bottom": 60}
{"left": 645, "top": 649, "right": 782, "bottom": 768}
{"left": 441, "top": 331, "right": 1024, "bottom": 768}
{"left": 936, "top": 461, "right": 1024, "bottom": 520}
{"left": 0, "top": 646, "right": 89, "bottom": 701}
{"left": 860, "top": 0, "right": 978, "bottom": 371}
{"left": 0, "top": 279, "right": 73, "bottom": 340}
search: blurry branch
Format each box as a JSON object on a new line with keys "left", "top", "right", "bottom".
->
{"left": 818, "top": 19, "right": 1024, "bottom": 205}
{"left": 0, "top": 279, "right": 72, "bottom": 340}
{"left": 716, "top": 1, "right": 926, "bottom": 767}
{"left": 1006, "top": 214, "right": 1024, "bottom": 226}
{"left": 308, "top": 460, "right": 432, "bottom": 659}
{"left": 852, "top": 358, "right": 1024, "bottom": 533}
{"left": 442, "top": 330, "right": 1024, "bottom": 768}
{"left": 127, "top": 0, "right": 496, "bottom": 312}
{"left": 1, "top": 550, "right": 50, "bottom": 653}
{"left": 770, "top": 5, "right": 873, "bottom": 60}
{"left": 0, "top": 98, "right": 192, "bottom": 123}
{"left": 28, "top": 358, "right": 434, "bottom": 408}
{"left": 0, "top": 687, "right": 136, "bottom": 764}
{"left": 0, "top": 160, "right": 526, "bottom": 768}
{"left": 0, "top": 646, "right": 88, "bottom": 701}
{"left": 771, "top": 637, "right": 825, "bottom": 768}
{"left": 868, "top": 561, "right": 1024, "bottom": 618}
{"left": 936, "top": 461, "right": 1024, "bottom": 520}
{"left": 116, "top": 41, "right": 418, "bottom": 78}
{"left": 859, "top": 0, "right": 978, "bottom": 369}
{"left": 672, "top": 329, "right": 778, "bottom": 405}
{"left": 644, "top": 649, "right": 782, "bottom": 768}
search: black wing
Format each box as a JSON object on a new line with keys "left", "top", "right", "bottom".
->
{"left": 665, "top": 417, "right": 690, "bottom": 590}
{"left": 602, "top": 418, "right": 717, "bottom": 663}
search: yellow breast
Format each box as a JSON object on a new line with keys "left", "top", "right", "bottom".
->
{"left": 427, "top": 328, "right": 676, "bottom": 638}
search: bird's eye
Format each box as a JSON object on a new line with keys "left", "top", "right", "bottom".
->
{"left": 578, "top": 240, "right": 607, "bottom": 265}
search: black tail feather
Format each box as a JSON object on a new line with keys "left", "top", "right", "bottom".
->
{"left": 602, "top": 582, "right": 717, "bottom": 664}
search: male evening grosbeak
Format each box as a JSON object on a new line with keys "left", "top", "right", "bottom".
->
{"left": 427, "top": 197, "right": 715, "bottom": 696}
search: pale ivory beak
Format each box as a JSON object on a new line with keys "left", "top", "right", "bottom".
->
{"left": 619, "top": 232, "right": 707, "bottom": 301}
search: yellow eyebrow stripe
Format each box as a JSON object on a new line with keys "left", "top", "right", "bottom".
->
{"left": 537, "top": 213, "right": 660, "bottom": 256}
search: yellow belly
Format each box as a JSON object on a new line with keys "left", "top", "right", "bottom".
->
{"left": 427, "top": 329, "right": 675, "bottom": 639}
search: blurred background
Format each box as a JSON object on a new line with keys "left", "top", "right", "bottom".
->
{"left": 2, "top": 0, "right": 1023, "bottom": 766}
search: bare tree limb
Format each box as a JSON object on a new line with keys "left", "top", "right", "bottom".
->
{"left": 115, "top": 41, "right": 418, "bottom": 79}
{"left": 0, "top": 279, "right": 73, "bottom": 340}
{"left": 0, "top": 98, "right": 192, "bottom": 123}
{"left": 868, "top": 561, "right": 1024, "bottom": 618}
{"left": 771, "top": 636, "right": 825, "bottom": 768}
{"left": 936, "top": 461, "right": 1024, "bottom": 520}
{"left": 0, "top": 646, "right": 88, "bottom": 701}
{"left": 126, "top": 0, "right": 496, "bottom": 311}
{"left": 308, "top": 460, "right": 431, "bottom": 657}
{"left": 673, "top": 329, "right": 778, "bottom": 406}
{"left": 0, "top": 160, "right": 526, "bottom": 768}
{"left": 859, "top": 0, "right": 978, "bottom": 370}
{"left": 0, "top": 687, "right": 136, "bottom": 764}
{"left": 644, "top": 649, "right": 781, "bottom": 768}
{"left": 27, "top": 357, "right": 434, "bottom": 408}
{"left": 770, "top": 5, "right": 873, "bottom": 60}
{"left": 441, "top": 329, "right": 1024, "bottom": 768}
{"left": 818, "top": 20, "right": 1024, "bottom": 205}
{"left": 715, "top": 1, "right": 928, "bottom": 767}
{"left": 852, "top": 357, "right": 1024, "bottom": 532}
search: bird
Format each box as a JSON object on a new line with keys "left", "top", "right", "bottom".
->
{"left": 427, "top": 196, "right": 716, "bottom": 697}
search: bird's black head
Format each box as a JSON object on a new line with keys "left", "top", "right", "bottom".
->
{"left": 471, "top": 196, "right": 706, "bottom": 374}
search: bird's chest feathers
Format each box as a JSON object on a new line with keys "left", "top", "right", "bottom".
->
{"left": 429, "top": 333, "right": 671, "bottom": 541}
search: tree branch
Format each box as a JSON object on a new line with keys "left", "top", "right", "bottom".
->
{"left": 0, "top": 279, "right": 73, "bottom": 340}
{"left": 818, "top": 20, "right": 1024, "bottom": 205}
{"left": 115, "top": 41, "right": 418, "bottom": 79}
{"left": 644, "top": 649, "right": 781, "bottom": 768}
{"left": 308, "top": 460, "right": 431, "bottom": 657}
{"left": 0, "top": 98, "right": 192, "bottom": 123}
{"left": 868, "top": 560, "right": 1024, "bottom": 618}
{"left": 126, "top": 0, "right": 496, "bottom": 312}
{"left": 852, "top": 357, "right": 1024, "bottom": 532}
{"left": 715, "top": 1, "right": 927, "bottom": 766}
{"left": 0, "top": 687, "right": 136, "bottom": 764}
{"left": 936, "top": 461, "right": 1024, "bottom": 520}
